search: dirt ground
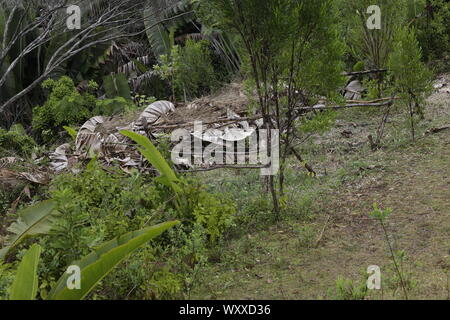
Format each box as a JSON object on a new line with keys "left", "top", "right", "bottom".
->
{"left": 191, "top": 75, "right": 450, "bottom": 300}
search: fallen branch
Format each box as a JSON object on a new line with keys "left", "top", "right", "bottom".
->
{"left": 298, "top": 100, "right": 394, "bottom": 112}
{"left": 290, "top": 147, "right": 317, "bottom": 177}
{"left": 346, "top": 97, "right": 400, "bottom": 104}
{"left": 425, "top": 126, "right": 450, "bottom": 135}
{"left": 315, "top": 215, "right": 331, "bottom": 248}
{"left": 342, "top": 69, "right": 388, "bottom": 76}
{"left": 152, "top": 115, "right": 264, "bottom": 130}
{"left": 179, "top": 164, "right": 270, "bottom": 173}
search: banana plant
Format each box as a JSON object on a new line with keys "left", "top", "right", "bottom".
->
{"left": 8, "top": 221, "right": 179, "bottom": 300}
{"left": 9, "top": 244, "right": 42, "bottom": 300}
{"left": 0, "top": 200, "right": 60, "bottom": 260}
{"left": 120, "top": 130, "right": 182, "bottom": 193}
{"left": 143, "top": 0, "right": 240, "bottom": 73}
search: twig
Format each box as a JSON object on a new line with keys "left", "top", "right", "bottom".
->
{"left": 290, "top": 147, "right": 316, "bottom": 177}
{"left": 315, "top": 215, "right": 331, "bottom": 248}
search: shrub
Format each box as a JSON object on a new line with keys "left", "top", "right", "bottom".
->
{"left": 32, "top": 77, "right": 95, "bottom": 142}
{"left": 0, "top": 262, "right": 14, "bottom": 300}
{"left": 409, "top": 0, "right": 450, "bottom": 67}
{"left": 388, "top": 27, "right": 433, "bottom": 140}
{"left": 154, "top": 38, "right": 217, "bottom": 100}
{"left": 0, "top": 125, "right": 36, "bottom": 158}
{"left": 32, "top": 160, "right": 234, "bottom": 299}
{"left": 33, "top": 77, "right": 137, "bottom": 143}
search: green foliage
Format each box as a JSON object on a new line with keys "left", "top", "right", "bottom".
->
{"left": 154, "top": 37, "right": 217, "bottom": 100}
{"left": 384, "top": 250, "right": 417, "bottom": 296}
{"left": 33, "top": 77, "right": 137, "bottom": 143}
{"left": 122, "top": 131, "right": 236, "bottom": 244}
{"left": 5, "top": 223, "right": 177, "bottom": 300}
{"left": 362, "top": 78, "right": 384, "bottom": 100}
{"left": 32, "top": 77, "right": 94, "bottom": 142}
{"left": 120, "top": 130, "right": 181, "bottom": 193}
{"left": 388, "top": 28, "right": 433, "bottom": 101}
{"left": 295, "top": 225, "right": 316, "bottom": 249}
{"left": 299, "top": 110, "right": 337, "bottom": 135}
{"left": 176, "top": 39, "right": 217, "bottom": 99}
{"left": 0, "top": 201, "right": 59, "bottom": 260}
{"left": 353, "top": 61, "right": 365, "bottom": 72}
{"left": 331, "top": 275, "right": 368, "bottom": 300}
{"left": 13, "top": 162, "right": 176, "bottom": 299}
{"left": 63, "top": 126, "right": 78, "bottom": 141}
{"left": 388, "top": 27, "right": 433, "bottom": 139}
{"left": 408, "top": 0, "right": 450, "bottom": 66}
{"left": 181, "top": 179, "right": 236, "bottom": 244}
{"left": 133, "top": 94, "right": 157, "bottom": 108}
{"left": 48, "top": 221, "right": 179, "bottom": 300}
{"left": 338, "top": 0, "right": 407, "bottom": 70}
{"left": 21, "top": 155, "right": 234, "bottom": 299}
{"left": 103, "top": 73, "right": 132, "bottom": 100}
{"left": 0, "top": 261, "right": 14, "bottom": 300}
{"left": 369, "top": 203, "right": 411, "bottom": 299}
{"left": 38, "top": 162, "right": 159, "bottom": 275}
{"left": 93, "top": 96, "right": 135, "bottom": 116}
{"left": 0, "top": 125, "right": 36, "bottom": 158}
{"left": 369, "top": 202, "right": 393, "bottom": 223}
{"left": 9, "top": 244, "right": 41, "bottom": 300}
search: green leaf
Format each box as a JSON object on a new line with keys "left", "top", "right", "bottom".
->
{"left": 131, "top": 59, "right": 149, "bottom": 74}
{"left": 9, "top": 244, "right": 42, "bottom": 300}
{"left": 48, "top": 221, "right": 180, "bottom": 300}
{"left": 63, "top": 126, "right": 78, "bottom": 140}
{"left": 120, "top": 130, "right": 181, "bottom": 193}
{"left": 103, "top": 73, "right": 132, "bottom": 100}
{"left": 0, "top": 201, "right": 59, "bottom": 260}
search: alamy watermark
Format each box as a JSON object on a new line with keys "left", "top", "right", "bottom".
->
{"left": 367, "top": 5, "right": 382, "bottom": 30}
{"left": 65, "top": 3, "right": 381, "bottom": 32}
{"left": 66, "top": 5, "right": 81, "bottom": 30}
{"left": 66, "top": 265, "right": 81, "bottom": 290}
{"left": 367, "top": 265, "right": 382, "bottom": 290}
{"left": 171, "top": 122, "right": 280, "bottom": 176}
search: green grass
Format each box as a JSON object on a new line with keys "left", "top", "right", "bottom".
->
{"left": 188, "top": 91, "right": 450, "bottom": 300}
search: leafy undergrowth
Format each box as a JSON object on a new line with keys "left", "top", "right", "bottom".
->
{"left": 190, "top": 85, "right": 450, "bottom": 300}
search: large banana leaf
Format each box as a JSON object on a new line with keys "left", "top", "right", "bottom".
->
{"left": 103, "top": 73, "right": 132, "bottom": 100}
{"left": 143, "top": 0, "right": 194, "bottom": 59}
{"left": 48, "top": 221, "right": 180, "bottom": 300}
{"left": 0, "top": 200, "right": 59, "bottom": 260}
{"left": 9, "top": 244, "right": 42, "bottom": 300}
{"left": 120, "top": 130, "right": 181, "bottom": 193}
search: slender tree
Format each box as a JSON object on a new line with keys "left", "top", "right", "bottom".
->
{"left": 388, "top": 26, "right": 432, "bottom": 141}
{"left": 200, "top": 0, "right": 345, "bottom": 215}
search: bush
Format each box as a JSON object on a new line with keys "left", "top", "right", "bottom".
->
{"left": 32, "top": 160, "right": 234, "bottom": 299}
{"left": 154, "top": 39, "right": 218, "bottom": 100}
{"left": 33, "top": 77, "right": 136, "bottom": 143}
{"left": 388, "top": 27, "right": 433, "bottom": 139}
{"left": 0, "top": 262, "right": 14, "bottom": 300}
{"left": 409, "top": 0, "right": 450, "bottom": 67}
{"left": 32, "top": 77, "right": 95, "bottom": 143}
{"left": 0, "top": 125, "right": 36, "bottom": 158}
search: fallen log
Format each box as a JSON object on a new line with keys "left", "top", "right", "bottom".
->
{"left": 298, "top": 100, "right": 394, "bottom": 112}
{"left": 346, "top": 97, "right": 400, "bottom": 104}
{"left": 425, "top": 126, "right": 450, "bottom": 135}
{"left": 342, "top": 69, "right": 388, "bottom": 76}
